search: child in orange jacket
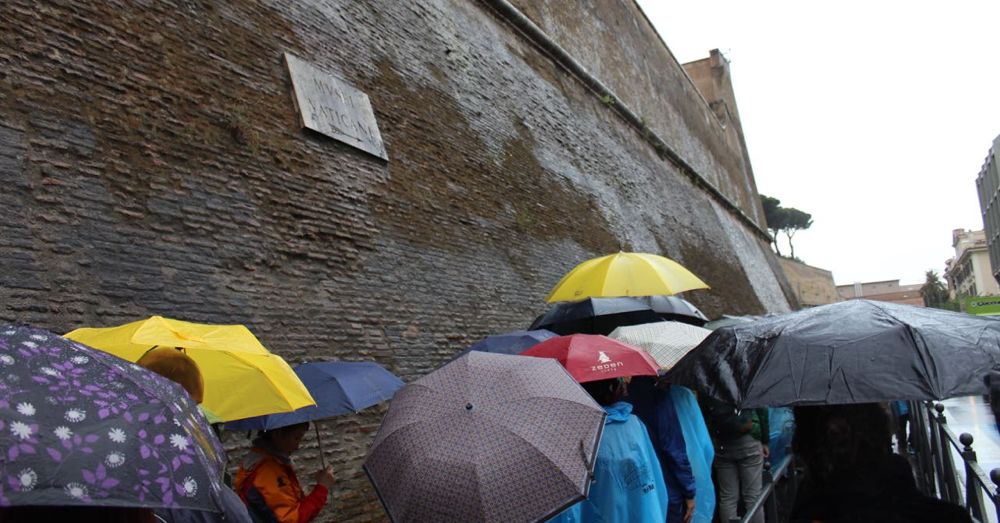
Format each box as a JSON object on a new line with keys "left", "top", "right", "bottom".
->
{"left": 235, "top": 422, "right": 335, "bottom": 523}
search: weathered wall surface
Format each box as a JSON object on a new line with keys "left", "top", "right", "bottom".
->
{"left": 777, "top": 258, "right": 841, "bottom": 307}
{"left": 0, "top": 0, "right": 791, "bottom": 520}
{"left": 508, "top": 0, "right": 767, "bottom": 226}
{"left": 683, "top": 49, "right": 761, "bottom": 209}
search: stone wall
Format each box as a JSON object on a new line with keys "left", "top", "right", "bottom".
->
{"left": 0, "top": 1, "right": 793, "bottom": 520}
{"left": 777, "top": 258, "right": 841, "bottom": 307}
{"left": 509, "top": 1, "right": 767, "bottom": 226}
{"left": 683, "top": 49, "right": 760, "bottom": 208}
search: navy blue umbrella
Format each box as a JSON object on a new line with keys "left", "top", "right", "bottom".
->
{"left": 227, "top": 362, "right": 403, "bottom": 432}
{"left": 226, "top": 361, "right": 402, "bottom": 466}
{"left": 457, "top": 329, "right": 558, "bottom": 358}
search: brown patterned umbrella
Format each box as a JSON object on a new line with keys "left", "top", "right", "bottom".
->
{"left": 363, "top": 352, "right": 606, "bottom": 522}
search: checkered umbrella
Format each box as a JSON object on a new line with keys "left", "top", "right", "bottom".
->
{"left": 609, "top": 321, "right": 712, "bottom": 371}
{"left": 363, "top": 352, "right": 606, "bottom": 523}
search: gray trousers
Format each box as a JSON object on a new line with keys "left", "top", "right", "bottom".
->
{"left": 714, "top": 434, "right": 764, "bottom": 523}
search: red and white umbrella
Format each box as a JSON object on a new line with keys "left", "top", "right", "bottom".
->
{"left": 520, "top": 334, "right": 659, "bottom": 383}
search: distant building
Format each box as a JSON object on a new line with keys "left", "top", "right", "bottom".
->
{"left": 777, "top": 258, "right": 841, "bottom": 307}
{"left": 836, "top": 280, "right": 925, "bottom": 307}
{"left": 976, "top": 134, "right": 1000, "bottom": 285}
{"left": 944, "top": 229, "right": 999, "bottom": 298}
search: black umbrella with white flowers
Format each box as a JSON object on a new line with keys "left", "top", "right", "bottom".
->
{"left": 0, "top": 324, "right": 226, "bottom": 513}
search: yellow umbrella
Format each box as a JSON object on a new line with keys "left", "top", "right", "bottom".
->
{"left": 546, "top": 252, "right": 709, "bottom": 303}
{"left": 65, "top": 316, "right": 315, "bottom": 422}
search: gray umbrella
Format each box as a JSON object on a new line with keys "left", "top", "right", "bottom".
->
{"left": 363, "top": 352, "right": 606, "bottom": 523}
{"left": 667, "top": 300, "right": 1000, "bottom": 408}
{"left": 636, "top": 295, "right": 709, "bottom": 326}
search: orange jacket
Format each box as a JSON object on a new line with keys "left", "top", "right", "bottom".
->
{"left": 235, "top": 448, "right": 329, "bottom": 523}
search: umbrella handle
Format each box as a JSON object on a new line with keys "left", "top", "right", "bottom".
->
{"left": 314, "top": 423, "right": 327, "bottom": 469}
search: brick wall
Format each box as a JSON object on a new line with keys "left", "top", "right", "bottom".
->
{"left": 0, "top": 1, "right": 793, "bottom": 520}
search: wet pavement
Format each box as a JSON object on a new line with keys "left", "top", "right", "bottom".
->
{"left": 939, "top": 396, "right": 1000, "bottom": 522}
{"left": 940, "top": 395, "right": 1000, "bottom": 475}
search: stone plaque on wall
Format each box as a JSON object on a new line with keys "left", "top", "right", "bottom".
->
{"left": 284, "top": 53, "right": 388, "bottom": 161}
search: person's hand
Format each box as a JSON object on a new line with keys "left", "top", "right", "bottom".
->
{"left": 314, "top": 465, "right": 335, "bottom": 488}
{"left": 761, "top": 443, "right": 771, "bottom": 459}
{"left": 683, "top": 498, "right": 695, "bottom": 523}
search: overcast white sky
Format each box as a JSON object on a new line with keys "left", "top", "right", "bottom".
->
{"left": 637, "top": 0, "right": 1000, "bottom": 286}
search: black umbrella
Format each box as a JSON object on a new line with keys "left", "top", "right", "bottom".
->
{"left": 0, "top": 324, "right": 226, "bottom": 511}
{"left": 703, "top": 314, "right": 759, "bottom": 331}
{"left": 529, "top": 297, "right": 663, "bottom": 335}
{"left": 667, "top": 300, "right": 1000, "bottom": 408}
{"left": 637, "top": 295, "right": 709, "bottom": 326}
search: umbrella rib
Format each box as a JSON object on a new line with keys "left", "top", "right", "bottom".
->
{"left": 225, "top": 352, "right": 310, "bottom": 413}
{"left": 597, "top": 253, "right": 619, "bottom": 297}
{"left": 502, "top": 395, "right": 603, "bottom": 413}
{"left": 370, "top": 383, "right": 455, "bottom": 441}
{"left": 484, "top": 416, "right": 587, "bottom": 494}
{"left": 902, "top": 323, "right": 941, "bottom": 399}
{"left": 634, "top": 254, "right": 667, "bottom": 295}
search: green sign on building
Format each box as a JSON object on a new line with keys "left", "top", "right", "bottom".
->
{"left": 965, "top": 296, "right": 1000, "bottom": 316}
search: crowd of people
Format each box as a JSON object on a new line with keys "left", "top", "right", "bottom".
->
{"left": 130, "top": 347, "right": 333, "bottom": 523}
{"left": 148, "top": 348, "right": 335, "bottom": 523}
{"left": 544, "top": 373, "right": 975, "bottom": 523}
{"left": 0, "top": 323, "right": 984, "bottom": 523}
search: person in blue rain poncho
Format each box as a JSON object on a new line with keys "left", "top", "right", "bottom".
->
{"left": 626, "top": 376, "right": 697, "bottom": 523}
{"left": 626, "top": 376, "right": 716, "bottom": 523}
{"left": 550, "top": 378, "right": 668, "bottom": 523}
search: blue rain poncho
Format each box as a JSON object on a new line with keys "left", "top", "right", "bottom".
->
{"left": 670, "top": 386, "right": 716, "bottom": 523}
{"left": 626, "top": 377, "right": 696, "bottom": 523}
{"left": 550, "top": 401, "right": 668, "bottom": 523}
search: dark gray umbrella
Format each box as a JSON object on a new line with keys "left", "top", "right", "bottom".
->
{"left": 667, "top": 300, "right": 1000, "bottom": 408}
{"left": 529, "top": 297, "right": 663, "bottom": 335}
{"left": 363, "top": 352, "right": 606, "bottom": 523}
{"left": 703, "top": 314, "right": 758, "bottom": 331}
{"left": 636, "top": 295, "right": 709, "bottom": 326}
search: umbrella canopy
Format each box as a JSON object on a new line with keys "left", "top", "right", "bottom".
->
{"left": 520, "top": 334, "right": 659, "bottom": 383}
{"left": 545, "top": 252, "right": 709, "bottom": 303}
{"left": 703, "top": 314, "right": 758, "bottom": 331}
{"left": 638, "top": 295, "right": 709, "bottom": 326}
{"left": 364, "top": 352, "right": 606, "bottom": 523}
{"left": 529, "top": 297, "right": 661, "bottom": 336}
{"left": 458, "top": 329, "right": 558, "bottom": 357}
{"left": 226, "top": 361, "right": 403, "bottom": 431}
{"left": 609, "top": 322, "right": 712, "bottom": 371}
{"left": 65, "top": 316, "right": 315, "bottom": 422}
{"left": 667, "top": 300, "right": 1000, "bottom": 408}
{"left": 0, "top": 325, "right": 226, "bottom": 512}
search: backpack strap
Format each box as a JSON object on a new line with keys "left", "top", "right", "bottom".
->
{"left": 237, "top": 460, "right": 264, "bottom": 502}
{"left": 238, "top": 460, "right": 280, "bottom": 523}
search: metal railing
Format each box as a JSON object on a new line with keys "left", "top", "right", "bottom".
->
{"left": 732, "top": 452, "right": 798, "bottom": 523}
{"left": 910, "top": 400, "right": 1000, "bottom": 522}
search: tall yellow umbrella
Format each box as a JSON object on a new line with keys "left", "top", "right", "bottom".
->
{"left": 546, "top": 252, "right": 709, "bottom": 303}
{"left": 65, "top": 316, "right": 315, "bottom": 422}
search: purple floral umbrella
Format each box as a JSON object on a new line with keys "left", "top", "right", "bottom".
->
{"left": 0, "top": 324, "right": 226, "bottom": 513}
